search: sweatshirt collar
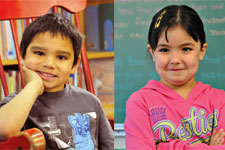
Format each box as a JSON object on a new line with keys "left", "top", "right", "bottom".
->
{"left": 143, "top": 80, "right": 210, "bottom": 100}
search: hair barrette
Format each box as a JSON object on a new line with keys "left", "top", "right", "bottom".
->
{"left": 154, "top": 10, "right": 166, "bottom": 29}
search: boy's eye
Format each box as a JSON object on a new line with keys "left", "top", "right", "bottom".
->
{"left": 57, "top": 55, "right": 67, "bottom": 60}
{"left": 159, "top": 48, "right": 169, "bottom": 52}
{"left": 34, "top": 51, "right": 44, "bottom": 56}
{"left": 182, "top": 47, "right": 192, "bottom": 51}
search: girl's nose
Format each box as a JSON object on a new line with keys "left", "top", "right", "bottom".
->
{"left": 170, "top": 51, "right": 181, "bottom": 64}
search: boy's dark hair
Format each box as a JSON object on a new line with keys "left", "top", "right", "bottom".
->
{"left": 148, "top": 5, "right": 206, "bottom": 50}
{"left": 20, "top": 13, "right": 82, "bottom": 66}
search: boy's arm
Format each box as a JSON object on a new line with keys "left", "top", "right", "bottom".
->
{"left": 97, "top": 100, "right": 114, "bottom": 150}
{"left": 125, "top": 93, "right": 225, "bottom": 150}
{"left": 0, "top": 65, "right": 43, "bottom": 139}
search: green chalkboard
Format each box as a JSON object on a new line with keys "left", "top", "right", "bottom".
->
{"left": 115, "top": 0, "right": 225, "bottom": 124}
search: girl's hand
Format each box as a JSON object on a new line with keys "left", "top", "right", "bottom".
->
{"left": 21, "top": 64, "right": 44, "bottom": 96}
{"left": 209, "top": 128, "right": 225, "bottom": 146}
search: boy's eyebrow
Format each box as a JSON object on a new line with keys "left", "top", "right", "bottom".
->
{"left": 30, "top": 46, "right": 47, "bottom": 51}
{"left": 30, "top": 46, "right": 72, "bottom": 56}
{"left": 56, "top": 50, "right": 72, "bottom": 56}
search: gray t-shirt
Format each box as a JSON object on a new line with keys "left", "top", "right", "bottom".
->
{"left": 0, "top": 84, "right": 114, "bottom": 150}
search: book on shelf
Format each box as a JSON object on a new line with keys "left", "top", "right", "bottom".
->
{"left": 84, "top": 3, "right": 114, "bottom": 51}
{"left": 0, "top": 70, "right": 22, "bottom": 100}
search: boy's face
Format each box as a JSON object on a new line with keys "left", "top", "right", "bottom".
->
{"left": 149, "top": 25, "right": 207, "bottom": 87}
{"left": 23, "top": 31, "right": 76, "bottom": 92}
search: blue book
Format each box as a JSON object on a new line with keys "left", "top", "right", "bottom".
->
{"left": 5, "top": 20, "right": 16, "bottom": 60}
{"left": 98, "top": 3, "right": 114, "bottom": 51}
{"left": 85, "top": 6, "right": 100, "bottom": 51}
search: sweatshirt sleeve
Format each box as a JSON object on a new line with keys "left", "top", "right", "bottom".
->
{"left": 125, "top": 92, "right": 225, "bottom": 150}
{"left": 215, "top": 90, "right": 225, "bottom": 139}
{"left": 96, "top": 98, "right": 114, "bottom": 150}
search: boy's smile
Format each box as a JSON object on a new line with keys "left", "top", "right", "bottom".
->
{"left": 149, "top": 25, "right": 207, "bottom": 88}
{"left": 23, "top": 31, "right": 76, "bottom": 92}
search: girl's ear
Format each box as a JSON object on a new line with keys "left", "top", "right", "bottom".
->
{"left": 199, "top": 43, "right": 207, "bottom": 61}
{"left": 147, "top": 44, "right": 156, "bottom": 62}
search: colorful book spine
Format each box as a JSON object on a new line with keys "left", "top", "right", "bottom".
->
{"left": 1, "top": 21, "right": 7, "bottom": 59}
{"left": 85, "top": 6, "right": 100, "bottom": 51}
{"left": 0, "top": 22, "right": 4, "bottom": 59}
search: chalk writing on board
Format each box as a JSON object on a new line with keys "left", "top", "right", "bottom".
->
{"left": 115, "top": 22, "right": 129, "bottom": 28}
{"left": 136, "top": 16, "right": 151, "bottom": 27}
{"left": 202, "top": 17, "right": 225, "bottom": 24}
{"left": 115, "top": 0, "right": 163, "bottom": 4}
{"left": 128, "top": 56, "right": 148, "bottom": 66}
{"left": 201, "top": 72, "right": 225, "bottom": 80}
{"left": 203, "top": 55, "right": 221, "bottom": 64}
{"left": 115, "top": 1, "right": 225, "bottom": 124}
{"left": 130, "top": 33, "right": 145, "bottom": 39}
{"left": 136, "top": 7, "right": 151, "bottom": 14}
{"left": 118, "top": 7, "right": 134, "bottom": 15}
{"left": 211, "top": 3, "right": 223, "bottom": 10}
{"left": 114, "top": 32, "right": 123, "bottom": 40}
{"left": 190, "top": 4, "right": 207, "bottom": 11}
{"left": 210, "top": 30, "right": 225, "bottom": 36}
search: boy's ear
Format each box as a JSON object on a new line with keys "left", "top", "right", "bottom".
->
{"left": 20, "top": 58, "right": 25, "bottom": 67}
{"left": 71, "top": 55, "right": 81, "bottom": 74}
{"left": 199, "top": 43, "right": 207, "bottom": 61}
{"left": 147, "top": 44, "right": 156, "bottom": 62}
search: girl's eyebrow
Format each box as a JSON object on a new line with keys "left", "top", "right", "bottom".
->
{"left": 157, "top": 43, "right": 169, "bottom": 47}
{"left": 157, "top": 42, "right": 195, "bottom": 47}
{"left": 179, "top": 43, "right": 195, "bottom": 47}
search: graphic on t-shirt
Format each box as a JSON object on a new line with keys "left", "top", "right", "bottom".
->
{"left": 151, "top": 107, "right": 219, "bottom": 145}
{"left": 149, "top": 106, "right": 167, "bottom": 123}
{"left": 68, "top": 113, "right": 94, "bottom": 150}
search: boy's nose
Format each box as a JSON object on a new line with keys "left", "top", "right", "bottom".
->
{"left": 43, "top": 57, "right": 55, "bottom": 69}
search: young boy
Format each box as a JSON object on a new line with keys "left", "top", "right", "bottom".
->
{"left": 0, "top": 13, "right": 114, "bottom": 149}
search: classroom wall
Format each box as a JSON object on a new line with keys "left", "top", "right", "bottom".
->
{"left": 115, "top": 0, "right": 225, "bottom": 124}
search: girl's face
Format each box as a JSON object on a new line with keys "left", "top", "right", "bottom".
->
{"left": 149, "top": 25, "right": 207, "bottom": 87}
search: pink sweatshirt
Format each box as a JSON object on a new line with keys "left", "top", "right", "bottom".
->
{"left": 125, "top": 80, "right": 225, "bottom": 150}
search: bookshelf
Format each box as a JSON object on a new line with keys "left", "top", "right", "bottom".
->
{"left": 87, "top": 51, "right": 114, "bottom": 59}
{"left": 2, "top": 59, "right": 18, "bottom": 66}
{"left": 85, "top": 0, "right": 114, "bottom": 119}
{"left": 87, "top": 0, "right": 114, "bottom": 6}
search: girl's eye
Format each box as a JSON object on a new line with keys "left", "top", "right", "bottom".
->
{"left": 159, "top": 48, "right": 169, "bottom": 52}
{"left": 57, "top": 55, "right": 67, "bottom": 60}
{"left": 182, "top": 47, "right": 192, "bottom": 51}
{"left": 34, "top": 51, "right": 44, "bottom": 56}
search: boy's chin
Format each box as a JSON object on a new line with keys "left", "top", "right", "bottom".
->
{"left": 43, "top": 84, "right": 66, "bottom": 93}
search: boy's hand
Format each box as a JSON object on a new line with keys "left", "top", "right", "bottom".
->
{"left": 21, "top": 64, "right": 44, "bottom": 96}
{"left": 209, "top": 128, "right": 225, "bottom": 146}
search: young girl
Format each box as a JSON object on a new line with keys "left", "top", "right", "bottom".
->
{"left": 125, "top": 5, "right": 225, "bottom": 150}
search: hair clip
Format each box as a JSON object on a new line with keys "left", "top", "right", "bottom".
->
{"left": 155, "top": 10, "right": 166, "bottom": 29}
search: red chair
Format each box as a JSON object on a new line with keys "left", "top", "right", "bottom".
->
{"left": 0, "top": 0, "right": 97, "bottom": 149}
{"left": 0, "top": 128, "right": 46, "bottom": 150}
